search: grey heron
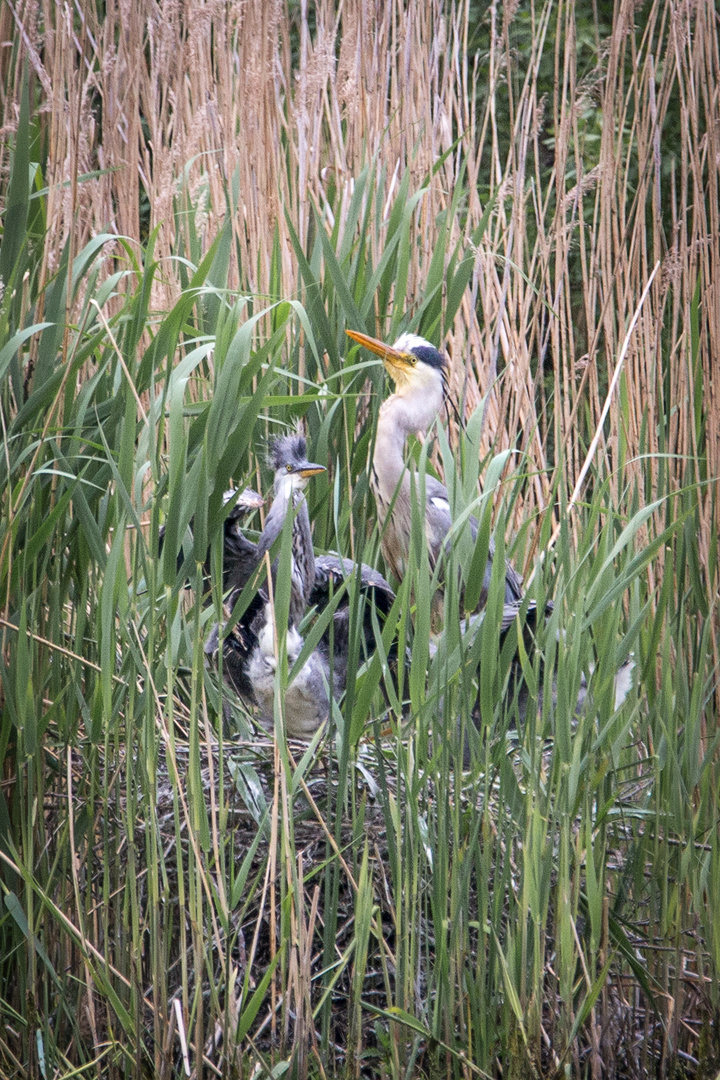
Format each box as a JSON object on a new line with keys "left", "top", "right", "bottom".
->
{"left": 159, "top": 485, "right": 265, "bottom": 594}
{"left": 345, "top": 331, "right": 638, "bottom": 722}
{"left": 207, "top": 434, "right": 395, "bottom": 736}
{"left": 345, "top": 329, "right": 524, "bottom": 611}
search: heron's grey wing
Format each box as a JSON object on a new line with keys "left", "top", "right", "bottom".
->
{"left": 501, "top": 548, "right": 524, "bottom": 603}
{"left": 499, "top": 598, "right": 537, "bottom": 634}
{"left": 310, "top": 553, "right": 395, "bottom": 663}
{"left": 423, "top": 477, "right": 455, "bottom": 569}
{"left": 463, "top": 596, "right": 551, "bottom": 648}
{"left": 478, "top": 536, "right": 524, "bottom": 605}
{"left": 312, "top": 553, "right": 395, "bottom": 614}
{"left": 468, "top": 533, "right": 525, "bottom": 608}
{"left": 425, "top": 476, "right": 525, "bottom": 607}
{"left": 222, "top": 526, "right": 260, "bottom": 593}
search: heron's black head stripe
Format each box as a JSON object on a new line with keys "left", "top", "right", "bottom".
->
{"left": 411, "top": 345, "right": 447, "bottom": 371}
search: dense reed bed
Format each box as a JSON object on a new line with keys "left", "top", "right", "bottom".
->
{"left": 1, "top": 0, "right": 719, "bottom": 1076}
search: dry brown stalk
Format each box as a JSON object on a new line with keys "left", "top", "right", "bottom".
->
{"left": 1, "top": 0, "right": 718, "bottom": 605}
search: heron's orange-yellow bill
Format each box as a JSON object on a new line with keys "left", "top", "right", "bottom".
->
{"left": 345, "top": 329, "right": 407, "bottom": 362}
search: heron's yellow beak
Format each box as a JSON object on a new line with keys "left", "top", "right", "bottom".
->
{"left": 345, "top": 329, "right": 417, "bottom": 383}
{"left": 298, "top": 464, "right": 326, "bottom": 479}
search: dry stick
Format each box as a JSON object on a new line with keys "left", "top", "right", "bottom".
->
{"left": 5, "top": 0, "right": 52, "bottom": 96}
{"left": 0, "top": 616, "right": 126, "bottom": 685}
{"left": 527, "top": 261, "right": 660, "bottom": 585}
{"left": 173, "top": 997, "right": 192, "bottom": 1077}
{"left": 90, "top": 300, "right": 149, "bottom": 423}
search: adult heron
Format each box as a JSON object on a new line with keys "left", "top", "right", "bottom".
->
{"left": 345, "top": 329, "right": 524, "bottom": 610}
{"left": 346, "top": 330, "right": 637, "bottom": 718}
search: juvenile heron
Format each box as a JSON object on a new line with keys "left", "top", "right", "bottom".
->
{"left": 345, "top": 329, "right": 524, "bottom": 609}
{"left": 208, "top": 433, "right": 394, "bottom": 736}
{"left": 216, "top": 487, "right": 266, "bottom": 591}
{"left": 160, "top": 485, "right": 265, "bottom": 593}
{"left": 254, "top": 433, "right": 327, "bottom": 626}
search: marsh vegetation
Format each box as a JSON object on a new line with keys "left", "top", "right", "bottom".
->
{"left": 0, "top": 0, "right": 718, "bottom": 1076}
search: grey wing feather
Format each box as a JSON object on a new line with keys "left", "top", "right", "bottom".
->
{"left": 312, "top": 553, "right": 395, "bottom": 613}
{"left": 424, "top": 475, "right": 525, "bottom": 607}
{"left": 465, "top": 596, "right": 552, "bottom": 638}
{"left": 424, "top": 477, "right": 454, "bottom": 569}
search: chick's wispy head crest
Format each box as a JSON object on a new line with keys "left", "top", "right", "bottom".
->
{"left": 268, "top": 433, "right": 308, "bottom": 472}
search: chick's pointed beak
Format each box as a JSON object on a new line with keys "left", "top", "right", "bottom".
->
{"left": 345, "top": 329, "right": 416, "bottom": 379}
{"left": 297, "top": 462, "right": 326, "bottom": 479}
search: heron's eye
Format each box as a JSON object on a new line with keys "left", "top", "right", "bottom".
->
{"left": 286, "top": 464, "right": 293, "bottom": 472}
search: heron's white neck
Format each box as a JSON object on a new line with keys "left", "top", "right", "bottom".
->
{"left": 373, "top": 397, "right": 410, "bottom": 500}
{"left": 386, "top": 373, "right": 445, "bottom": 436}
{"left": 274, "top": 472, "right": 306, "bottom": 506}
{"left": 373, "top": 378, "right": 444, "bottom": 493}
